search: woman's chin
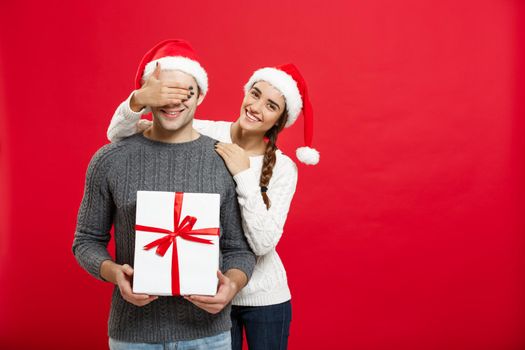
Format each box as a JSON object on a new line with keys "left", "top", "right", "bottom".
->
{"left": 239, "top": 117, "right": 263, "bottom": 133}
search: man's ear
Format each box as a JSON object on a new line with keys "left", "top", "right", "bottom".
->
{"left": 196, "top": 93, "right": 205, "bottom": 106}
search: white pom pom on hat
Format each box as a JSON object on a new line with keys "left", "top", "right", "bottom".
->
{"left": 244, "top": 63, "right": 319, "bottom": 165}
{"left": 296, "top": 146, "right": 320, "bottom": 165}
{"left": 135, "top": 39, "right": 208, "bottom": 97}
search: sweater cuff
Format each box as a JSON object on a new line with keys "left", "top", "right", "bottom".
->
{"left": 74, "top": 246, "right": 114, "bottom": 282}
{"left": 222, "top": 253, "right": 255, "bottom": 280}
{"left": 124, "top": 91, "right": 148, "bottom": 120}
{"left": 233, "top": 168, "right": 260, "bottom": 198}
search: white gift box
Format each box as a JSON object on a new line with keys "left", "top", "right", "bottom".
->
{"left": 133, "top": 191, "right": 220, "bottom": 296}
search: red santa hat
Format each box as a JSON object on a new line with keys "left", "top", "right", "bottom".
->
{"left": 244, "top": 63, "right": 319, "bottom": 165}
{"left": 135, "top": 39, "right": 208, "bottom": 96}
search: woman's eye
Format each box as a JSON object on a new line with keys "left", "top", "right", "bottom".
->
{"left": 250, "top": 91, "right": 259, "bottom": 97}
{"left": 268, "top": 104, "right": 276, "bottom": 111}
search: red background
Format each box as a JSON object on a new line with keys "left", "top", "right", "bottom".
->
{"left": 1, "top": 1, "right": 524, "bottom": 349}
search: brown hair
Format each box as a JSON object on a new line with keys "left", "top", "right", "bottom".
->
{"left": 260, "top": 111, "right": 289, "bottom": 209}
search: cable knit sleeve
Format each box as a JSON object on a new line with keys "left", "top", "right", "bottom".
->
{"left": 106, "top": 91, "right": 148, "bottom": 142}
{"left": 232, "top": 156, "right": 298, "bottom": 256}
{"left": 72, "top": 145, "right": 117, "bottom": 281}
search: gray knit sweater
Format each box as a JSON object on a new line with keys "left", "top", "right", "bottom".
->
{"left": 72, "top": 133, "right": 256, "bottom": 343}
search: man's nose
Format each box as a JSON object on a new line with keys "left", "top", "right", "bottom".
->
{"left": 166, "top": 100, "right": 182, "bottom": 108}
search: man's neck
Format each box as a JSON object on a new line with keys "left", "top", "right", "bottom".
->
{"left": 145, "top": 122, "right": 200, "bottom": 144}
{"left": 230, "top": 120, "right": 267, "bottom": 156}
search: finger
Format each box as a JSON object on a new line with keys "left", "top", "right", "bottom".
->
{"left": 214, "top": 149, "right": 230, "bottom": 163}
{"left": 187, "top": 299, "right": 216, "bottom": 313}
{"left": 137, "top": 119, "right": 153, "bottom": 126}
{"left": 221, "top": 147, "right": 235, "bottom": 157}
{"left": 167, "top": 94, "right": 193, "bottom": 102}
{"left": 187, "top": 296, "right": 221, "bottom": 309}
{"left": 159, "top": 98, "right": 184, "bottom": 106}
{"left": 168, "top": 99, "right": 185, "bottom": 105}
{"left": 153, "top": 62, "right": 161, "bottom": 79}
{"left": 161, "top": 86, "right": 190, "bottom": 95}
{"left": 130, "top": 294, "right": 158, "bottom": 303}
{"left": 216, "top": 145, "right": 227, "bottom": 153}
{"left": 129, "top": 296, "right": 158, "bottom": 307}
{"left": 124, "top": 288, "right": 156, "bottom": 302}
{"left": 142, "top": 296, "right": 159, "bottom": 305}
{"left": 184, "top": 296, "right": 205, "bottom": 306}
{"left": 162, "top": 85, "right": 191, "bottom": 94}
{"left": 159, "top": 98, "right": 186, "bottom": 106}
{"left": 122, "top": 264, "right": 134, "bottom": 276}
{"left": 217, "top": 270, "right": 228, "bottom": 284}
{"left": 229, "top": 147, "right": 244, "bottom": 157}
{"left": 220, "top": 144, "right": 236, "bottom": 152}
{"left": 163, "top": 93, "right": 191, "bottom": 101}
{"left": 162, "top": 81, "right": 193, "bottom": 89}
{"left": 230, "top": 143, "right": 243, "bottom": 151}
{"left": 118, "top": 278, "right": 134, "bottom": 298}
{"left": 229, "top": 144, "right": 243, "bottom": 152}
{"left": 188, "top": 294, "right": 226, "bottom": 304}
{"left": 216, "top": 142, "right": 232, "bottom": 150}
{"left": 137, "top": 119, "right": 152, "bottom": 132}
{"left": 185, "top": 295, "right": 224, "bottom": 313}
{"left": 215, "top": 143, "right": 233, "bottom": 156}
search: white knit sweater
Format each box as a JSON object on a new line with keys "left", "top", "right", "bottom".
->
{"left": 107, "top": 93, "right": 297, "bottom": 306}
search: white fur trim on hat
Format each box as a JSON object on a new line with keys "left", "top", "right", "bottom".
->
{"left": 244, "top": 68, "right": 302, "bottom": 127}
{"left": 143, "top": 56, "right": 208, "bottom": 96}
{"left": 296, "top": 146, "right": 320, "bottom": 165}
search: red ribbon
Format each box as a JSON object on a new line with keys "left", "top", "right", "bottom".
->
{"left": 135, "top": 192, "right": 220, "bottom": 295}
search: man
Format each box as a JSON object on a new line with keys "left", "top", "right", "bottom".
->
{"left": 73, "top": 39, "right": 256, "bottom": 349}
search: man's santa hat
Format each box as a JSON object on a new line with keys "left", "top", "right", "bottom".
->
{"left": 135, "top": 39, "right": 208, "bottom": 96}
{"left": 244, "top": 63, "right": 320, "bottom": 165}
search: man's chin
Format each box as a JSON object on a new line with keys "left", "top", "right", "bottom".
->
{"left": 153, "top": 114, "right": 192, "bottom": 131}
{"left": 158, "top": 122, "right": 185, "bottom": 132}
{"left": 157, "top": 118, "right": 193, "bottom": 132}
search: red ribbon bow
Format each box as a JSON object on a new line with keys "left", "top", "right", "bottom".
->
{"left": 135, "top": 192, "right": 220, "bottom": 295}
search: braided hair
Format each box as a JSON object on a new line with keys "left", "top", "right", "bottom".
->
{"left": 259, "top": 111, "right": 289, "bottom": 209}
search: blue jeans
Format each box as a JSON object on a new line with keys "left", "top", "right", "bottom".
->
{"left": 231, "top": 301, "right": 292, "bottom": 350}
{"left": 109, "top": 331, "right": 231, "bottom": 350}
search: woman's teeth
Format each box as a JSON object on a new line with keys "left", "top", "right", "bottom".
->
{"left": 246, "top": 111, "right": 261, "bottom": 122}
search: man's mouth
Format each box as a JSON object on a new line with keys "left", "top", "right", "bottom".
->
{"left": 245, "top": 110, "right": 262, "bottom": 123}
{"left": 161, "top": 108, "right": 185, "bottom": 119}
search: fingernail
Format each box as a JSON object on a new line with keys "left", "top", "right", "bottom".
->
{"left": 190, "top": 91, "right": 194, "bottom": 95}
{"left": 187, "top": 94, "right": 191, "bottom": 99}
{"left": 189, "top": 86, "right": 193, "bottom": 90}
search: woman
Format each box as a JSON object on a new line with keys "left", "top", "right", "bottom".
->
{"left": 107, "top": 60, "right": 319, "bottom": 350}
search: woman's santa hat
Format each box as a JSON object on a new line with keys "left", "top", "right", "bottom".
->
{"left": 135, "top": 39, "right": 208, "bottom": 97}
{"left": 244, "top": 63, "right": 319, "bottom": 165}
